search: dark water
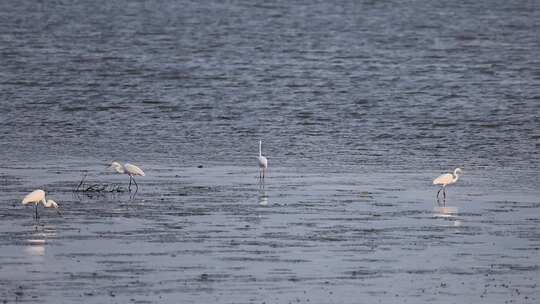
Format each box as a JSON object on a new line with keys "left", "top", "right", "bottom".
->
{"left": 1, "top": 0, "right": 539, "bottom": 170}
{"left": 1, "top": 0, "right": 539, "bottom": 303}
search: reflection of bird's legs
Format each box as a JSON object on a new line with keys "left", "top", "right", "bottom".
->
{"left": 130, "top": 188, "right": 137, "bottom": 200}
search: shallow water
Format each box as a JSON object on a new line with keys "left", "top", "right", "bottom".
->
{"left": 1, "top": 0, "right": 540, "bottom": 303}
{"left": 1, "top": 165, "right": 539, "bottom": 303}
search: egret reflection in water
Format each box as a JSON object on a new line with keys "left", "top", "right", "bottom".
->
{"left": 433, "top": 206, "right": 458, "bottom": 218}
{"left": 25, "top": 239, "right": 46, "bottom": 258}
{"left": 24, "top": 225, "right": 56, "bottom": 260}
{"left": 258, "top": 190, "right": 268, "bottom": 206}
{"left": 433, "top": 206, "right": 463, "bottom": 228}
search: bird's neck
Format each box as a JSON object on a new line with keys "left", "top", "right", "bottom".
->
{"left": 259, "top": 143, "right": 262, "bottom": 157}
{"left": 116, "top": 164, "right": 126, "bottom": 174}
{"left": 453, "top": 173, "right": 460, "bottom": 183}
{"left": 41, "top": 197, "right": 47, "bottom": 205}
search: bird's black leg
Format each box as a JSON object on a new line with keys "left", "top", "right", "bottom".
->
{"left": 436, "top": 187, "right": 442, "bottom": 202}
{"left": 443, "top": 187, "right": 447, "bottom": 205}
{"left": 128, "top": 176, "right": 132, "bottom": 192}
{"left": 132, "top": 177, "right": 138, "bottom": 191}
{"left": 35, "top": 204, "right": 39, "bottom": 220}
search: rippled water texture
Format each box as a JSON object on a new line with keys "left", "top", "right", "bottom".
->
{"left": 0, "top": 0, "right": 539, "bottom": 303}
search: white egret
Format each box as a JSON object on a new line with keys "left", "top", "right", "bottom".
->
{"left": 109, "top": 161, "right": 145, "bottom": 191}
{"left": 257, "top": 140, "right": 268, "bottom": 180}
{"left": 433, "top": 168, "right": 463, "bottom": 203}
{"left": 22, "top": 189, "right": 60, "bottom": 219}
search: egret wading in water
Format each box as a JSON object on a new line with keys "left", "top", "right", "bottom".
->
{"left": 258, "top": 140, "right": 268, "bottom": 180}
{"left": 22, "top": 189, "right": 60, "bottom": 219}
{"left": 109, "top": 162, "right": 145, "bottom": 192}
{"left": 433, "top": 168, "right": 463, "bottom": 204}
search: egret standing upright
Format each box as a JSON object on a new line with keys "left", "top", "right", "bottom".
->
{"left": 433, "top": 168, "right": 463, "bottom": 204}
{"left": 109, "top": 162, "right": 145, "bottom": 191}
{"left": 22, "top": 189, "right": 60, "bottom": 219}
{"left": 257, "top": 140, "right": 268, "bottom": 180}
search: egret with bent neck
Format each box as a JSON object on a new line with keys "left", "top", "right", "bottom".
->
{"left": 109, "top": 161, "right": 145, "bottom": 192}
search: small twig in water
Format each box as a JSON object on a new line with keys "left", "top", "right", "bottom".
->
{"left": 75, "top": 173, "right": 87, "bottom": 192}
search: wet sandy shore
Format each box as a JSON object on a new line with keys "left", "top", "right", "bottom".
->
{"left": 0, "top": 164, "right": 539, "bottom": 303}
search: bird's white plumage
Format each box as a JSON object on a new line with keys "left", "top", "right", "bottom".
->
{"left": 258, "top": 140, "right": 268, "bottom": 168}
{"left": 433, "top": 173, "right": 454, "bottom": 185}
{"left": 258, "top": 156, "right": 268, "bottom": 169}
{"left": 257, "top": 140, "right": 268, "bottom": 179}
{"left": 44, "top": 200, "right": 59, "bottom": 209}
{"left": 124, "top": 163, "right": 145, "bottom": 176}
{"left": 433, "top": 168, "right": 462, "bottom": 186}
{"left": 110, "top": 162, "right": 144, "bottom": 176}
{"left": 110, "top": 161, "right": 125, "bottom": 174}
{"left": 22, "top": 189, "right": 46, "bottom": 205}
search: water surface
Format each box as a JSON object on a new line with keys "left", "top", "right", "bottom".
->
{"left": 1, "top": 0, "right": 539, "bottom": 303}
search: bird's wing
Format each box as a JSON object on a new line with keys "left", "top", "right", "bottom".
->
{"left": 125, "top": 163, "right": 145, "bottom": 176}
{"left": 433, "top": 173, "right": 452, "bottom": 185}
{"left": 22, "top": 189, "right": 45, "bottom": 205}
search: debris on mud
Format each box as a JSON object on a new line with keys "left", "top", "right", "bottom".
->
{"left": 74, "top": 173, "right": 126, "bottom": 193}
